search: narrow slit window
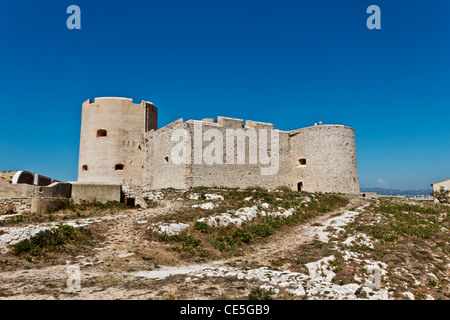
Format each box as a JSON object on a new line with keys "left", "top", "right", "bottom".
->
{"left": 115, "top": 164, "right": 125, "bottom": 171}
{"left": 97, "top": 129, "right": 107, "bottom": 138}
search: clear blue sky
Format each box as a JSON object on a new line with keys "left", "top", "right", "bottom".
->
{"left": 0, "top": 0, "right": 448, "bottom": 190}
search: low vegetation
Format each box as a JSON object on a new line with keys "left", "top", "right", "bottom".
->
{"left": 0, "top": 198, "right": 138, "bottom": 227}
{"left": 48, "top": 198, "right": 136, "bottom": 213}
{"left": 151, "top": 186, "right": 349, "bottom": 259}
{"left": 2, "top": 185, "right": 450, "bottom": 299}
{"left": 11, "top": 225, "right": 93, "bottom": 262}
{"left": 294, "top": 197, "right": 450, "bottom": 299}
{"left": 363, "top": 199, "right": 449, "bottom": 244}
{"left": 247, "top": 287, "right": 274, "bottom": 300}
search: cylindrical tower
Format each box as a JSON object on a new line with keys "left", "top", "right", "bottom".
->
{"left": 289, "top": 124, "right": 359, "bottom": 194}
{"left": 77, "top": 97, "right": 157, "bottom": 186}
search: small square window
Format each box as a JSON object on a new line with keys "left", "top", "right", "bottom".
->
{"left": 115, "top": 164, "right": 125, "bottom": 171}
{"left": 97, "top": 129, "right": 107, "bottom": 138}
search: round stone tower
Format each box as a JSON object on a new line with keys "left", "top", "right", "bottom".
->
{"left": 77, "top": 97, "right": 157, "bottom": 186}
{"left": 289, "top": 124, "right": 359, "bottom": 194}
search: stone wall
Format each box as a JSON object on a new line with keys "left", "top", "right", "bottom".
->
{"left": 0, "top": 182, "right": 73, "bottom": 213}
{"left": 144, "top": 117, "right": 290, "bottom": 190}
{"left": 76, "top": 97, "right": 360, "bottom": 194}
{"left": 0, "top": 182, "right": 41, "bottom": 198}
{"left": 0, "top": 182, "right": 72, "bottom": 198}
{"left": 71, "top": 183, "right": 122, "bottom": 204}
{"left": 143, "top": 119, "right": 190, "bottom": 190}
{"left": 142, "top": 118, "right": 360, "bottom": 194}
{"left": 0, "top": 197, "right": 32, "bottom": 213}
{"left": 186, "top": 118, "right": 292, "bottom": 189}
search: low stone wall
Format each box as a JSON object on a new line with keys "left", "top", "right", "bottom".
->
{"left": 0, "top": 182, "right": 41, "bottom": 198}
{"left": 30, "top": 197, "right": 63, "bottom": 214}
{"left": 42, "top": 182, "right": 72, "bottom": 198}
{"left": 0, "top": 182, "right": 72, "bottom": 199}
{"left": 0, "top": 182, "right": 72, "bottom": 214}
{"left": 0, "top": 197, "right": 32, "bottom": 213}
{"left": 71, "top": 183, "right": 122, "bottom": 204}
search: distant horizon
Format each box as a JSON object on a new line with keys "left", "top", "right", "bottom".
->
{"left": 360, "top": 186, "right": 432, "bottom": 191}
{"left": 0, "top": 168, "right": 436, "bottom": 192}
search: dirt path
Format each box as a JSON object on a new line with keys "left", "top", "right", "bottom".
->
{"left": 122, "top": 196, "right": 369, "bottom": 279}
{"left": 232, "top": 197, "right": 368, "bottom": 266}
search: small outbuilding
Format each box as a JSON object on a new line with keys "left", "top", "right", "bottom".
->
{"left": 431, "top": 179, "right": 450, "bottom": 203}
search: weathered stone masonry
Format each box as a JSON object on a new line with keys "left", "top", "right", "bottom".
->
{"left": 77, "top": 97, "right": 360, "bottom": 194}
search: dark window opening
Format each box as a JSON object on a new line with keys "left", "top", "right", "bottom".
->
{"left": 115, "top": 164, "right": 125, "bottom": 171}
{"left": 164, "top": 156, "right": 169, "bottom": 163}
{"left": 297, "top": 182, "right": 303, "bottom": 191}
{"left": 82, "top": 165, "right": 88, "bottom": 172}
{"left": 298, "top": 158, "right": 306, "bottom": 166}
{"left": 97, "top": 129, "right": 107, "bottom": 138}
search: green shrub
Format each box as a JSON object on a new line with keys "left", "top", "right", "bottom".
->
{"left": 158, "top": 234, "right": 180, "bottom": 242}
{"left": 194, "top": 221, "right": 210, "bottom": 233}
{"left": 432, "top": 187, "right": 450, "bottom": 204}
{"left": 234, "top": 229, "right": 253, "bottom": 244}
{"left": 12, "top": 225, "right": 92, "bottom": 259}
{"left": 172, "top": 235, "right": 207, "bottom": 256}
{"left": 248, "top": 224, "right": 273, "bottom": 238}
{"left": 247, "top": 287, "right": 273, "bottom": 300}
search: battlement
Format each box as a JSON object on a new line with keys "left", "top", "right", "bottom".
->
{"left": 83, "top": 97, "right": 155, "bottom": 108}
{"left": 288, "top": 124, "right": 355, "bottom": 137}
{"left": 148, "top": 118, "right": 184, "bottom": 136}
{"left": 182, "top": 116, "right": 276, "bottom": 130}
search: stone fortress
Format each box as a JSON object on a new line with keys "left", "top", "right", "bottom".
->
{"left": 77, "top": 97, "right": 360, "bottom": 194}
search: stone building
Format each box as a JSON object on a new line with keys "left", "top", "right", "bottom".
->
{"left": 77, "top": 97, "right": 360, "bottom": 194}
{"left": 431, "top": 179, "right": 450, "bottom": 203}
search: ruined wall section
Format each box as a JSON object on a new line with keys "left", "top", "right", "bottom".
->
{"left": 78, "top": 97, "right": 157, "bottom": 187}
{"left": 289, "top": 125, "right": 359, "bottom": 194}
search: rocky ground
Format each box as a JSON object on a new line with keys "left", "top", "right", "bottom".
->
{"left": 0, "top": 187, "right": 449, "bottom": 300}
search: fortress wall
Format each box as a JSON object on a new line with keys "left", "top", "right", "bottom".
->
{"left": 184, "top": 118, "right": 292, "bottom": 189}
{"left": 143, "top": 119, "right": 190, "bottom": 190}
{"left": 76, "top": 96, "right": 360, "bottom": 193}
{"left": 78, "top": 98, "right": 157, "bottom": 187}
{"left": 289, "top": 125, "right": 360, "bottom": 194}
